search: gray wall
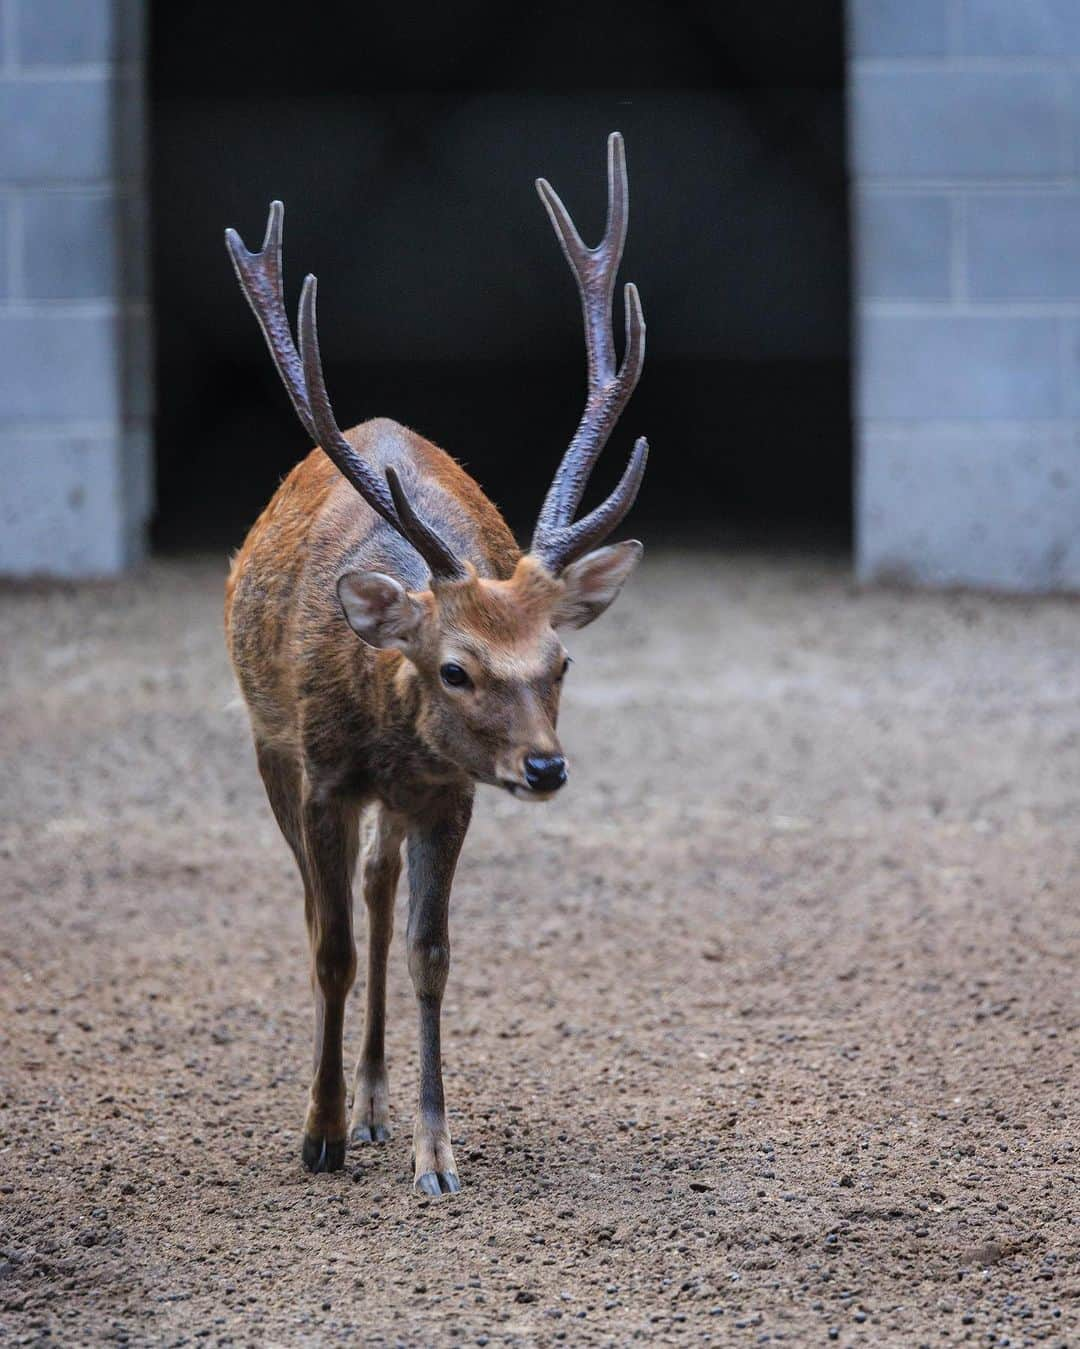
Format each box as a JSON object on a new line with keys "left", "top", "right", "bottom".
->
{"left": 0, "top": 0, "right": 151, "bottom": 577}
{"left": 851, "top": 0, "right": 1080, "bottom": 590}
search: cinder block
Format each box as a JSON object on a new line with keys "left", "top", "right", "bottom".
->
{"left": 22, "top": 196, "right": 147, "bottom": 305}
{"left": 1066, "top": 76, "right": 1080, "bottom": 176}
{"left": 122, "top": 421, "right": 153, "bottom": 528}
{"left": 969, "top": 194, "right": 1080, "bottom": 299}
{"left": 114, "top": 0, "right": 145, "bottom": 64}
{"left": 113, "top": 73, "right": 146, "bottom": 182}
{"left": 0, "top": 79, "right": 112, "bottom": 183}
{"left": 22, "top": 193, "right": 117, "bottom": 299}
{"left": 17, "top": 0, "right": 115, "bottom": 66}
{"left": 0, "top": 199, "right": 9, "bottom": 301}
{"left": 118, "top": 192, "right": 148, "bottom": 299}
{"left": 858, "top": 423, "right": 1080, "bottom": 590}
{"left": 856, "top": 193, "right": 951, "bottom": 300}
{"left": 849, "top": 0, "right": 948, "bottom": 58}
{"left": 851, "top": 71, "right": 1063, "bottom": 179}
{"left": 0, "top": 434, "right": 134, "bottom": 576}
{"left": 858, "top": 316, "right": 1060, "bottom": 419}
{"left": 959, "top": 0, "right": 1080, "bottom": 56}
{"left": 121, "top": 309, "right": 153, "bottom": 420}
{"left": 1057, "top": 320, "right": 1080, "bottom": 416}
{"left": 0, "top": 312, "right": 120, "bottom": 422}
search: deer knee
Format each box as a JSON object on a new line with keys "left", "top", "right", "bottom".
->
{"left": 408, "top": 941, "right": 449, "bottom": 1000}
{"left": 363, "top": 856, "right": 401, "bottom": 907}
{"left": 314, "top": 925, "right": 357, "bottom": 999}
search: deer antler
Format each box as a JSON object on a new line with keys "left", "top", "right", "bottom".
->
{"left": 530, "top": 132, "right": 648, "bottom": 573}
{"left": 225, "top": 204, "right": 465, "bottom": 581}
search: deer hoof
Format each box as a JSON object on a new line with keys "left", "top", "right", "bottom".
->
{"left": 351, "top": 1122, "right": 391, "bottom": 1144}
{"left": 302, "top": 1134, "right": 347, "bottom": 1173}
{"left": 414, "top": 1170, "right": 461, "bottom": 1197}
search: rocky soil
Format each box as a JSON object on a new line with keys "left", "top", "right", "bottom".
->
{"left": 0, "top": 552, "right": 1077, "bottom": 1346}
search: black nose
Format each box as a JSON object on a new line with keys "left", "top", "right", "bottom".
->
{"left": 523, "top": 753, "right": 567, "bottom": 792}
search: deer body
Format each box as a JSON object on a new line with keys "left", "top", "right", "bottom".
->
{"left": 224, "top": 135, "right": 648, "bottom": 1193}
{"left": 226, "top": 420, "right": 519, "bottom": 775}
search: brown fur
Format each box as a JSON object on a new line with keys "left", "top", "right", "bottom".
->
{"left": 225, "top": 420, "right": 521, "bottom": 758}
{"left": 225, "top": 416, "right": 643, "bottom": 1190}
{"left": 225, "top": 417, "right": 611, "bottom": 1192}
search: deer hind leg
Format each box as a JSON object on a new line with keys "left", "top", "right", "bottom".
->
{"left": 256, "top": 741, "right": 305, "bottom": 867}
{"left": 406, "top": 789, "right": 473, "bottom": 1196}
{"left": 350, "top": 805, "right": 405, "bottom": 1145}
{"left": 298, "top": 787, "right": 360, "bottom": 1173}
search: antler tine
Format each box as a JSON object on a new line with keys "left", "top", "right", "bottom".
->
{"left": 385, "top": 466, "right": 467, "bottom": 581}
{"left": 534, "top": 130, "right": 628, "bottom": 388}
{"left": 530, "top": 132, "right": 648, "bottom": 572}
{"left": 297, "top": 277, "right": 465, "bottom": 581}
{"left": 540, "top": 437, "right": 649, "bottom": 571}
{"left": 296, "top": 275, "right": 397, "bottom": 524}
{"left": 225, "top": 202, "right": 317, "bottom": 443}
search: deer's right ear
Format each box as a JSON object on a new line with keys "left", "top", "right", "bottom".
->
{"left": 337, "top": 572, "right": 426, "bottom": 651}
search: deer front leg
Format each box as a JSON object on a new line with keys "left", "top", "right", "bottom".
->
{"left": 300, "top": 789, "right": 359, "bottom": 1173}
{"left": 406, "top": 789, "right": 473, "bottom": 1196}
{"left": 350, "top": 806, "right": 405, "bottom": 1145}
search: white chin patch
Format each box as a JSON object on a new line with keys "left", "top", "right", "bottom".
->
{"left": 505, "top": 783, "right": 553, "bottom": 803}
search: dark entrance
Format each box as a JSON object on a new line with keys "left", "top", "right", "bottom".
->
{"left": 150, "top": 2, "right": 850, "bottom": 552}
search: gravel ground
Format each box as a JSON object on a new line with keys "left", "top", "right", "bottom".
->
{"left": 0, "top": 551, "right": 1077, "bottom": 1347}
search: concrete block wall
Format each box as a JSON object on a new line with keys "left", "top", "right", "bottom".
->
{"left": 850, "top": 0, "right": 1080, "bottom": 590}
{"left": 0, "top": 0, "right": 151, "bottom": 577}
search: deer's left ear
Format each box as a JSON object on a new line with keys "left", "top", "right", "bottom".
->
{"left": 551, "top": 540, "right": 643, "bottom": 630}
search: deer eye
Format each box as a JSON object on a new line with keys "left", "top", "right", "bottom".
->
{"left": 440, "top": 662, "right": 471, "bottom": 689}
{"left": 555, "top": 655, "right": 572, "bottom": 682}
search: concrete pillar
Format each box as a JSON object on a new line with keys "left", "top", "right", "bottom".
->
{"left": 0, "top": 0, "right": 151, "bottom": 577}
{"left": 849, "top": 0, "right": 1080, "bottom": 590}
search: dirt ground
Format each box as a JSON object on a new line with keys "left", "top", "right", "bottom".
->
{"left": 0, "top": 551, "right": 1077, "bottom": 1347}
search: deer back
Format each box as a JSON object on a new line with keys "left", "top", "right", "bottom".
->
{"left": 225, "top": 418, "right": 519, "bottom": 757}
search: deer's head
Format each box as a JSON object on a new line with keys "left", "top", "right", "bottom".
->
{"left": 337, "top": 545, "right": 640, "bottom": 797}
{"left": 227, "top": 134, "right": 647, "bottom": 799}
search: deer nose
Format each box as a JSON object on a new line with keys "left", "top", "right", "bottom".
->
{"left": 523, "top": 753, "right": 567, "bottom": 793}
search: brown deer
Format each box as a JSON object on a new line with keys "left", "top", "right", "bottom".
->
{"left": 223, "top": 133, "right": 647, "bottom": 1195}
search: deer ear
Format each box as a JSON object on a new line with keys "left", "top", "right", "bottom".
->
{"left": 551, "top": 540, "right": 643, "bottom": 630}
{"left": 337, "top": 571, "right": 426, "bottom": 650}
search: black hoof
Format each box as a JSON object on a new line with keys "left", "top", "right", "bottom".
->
{"left": 415, "top": 1170, "right": 461, "bottom": 1197}
{"left": 351, "top": 1123, "right": 391, "bottom": 1144}
{"left": 303, "top": 1134, "right": 346, "bottom": 1173}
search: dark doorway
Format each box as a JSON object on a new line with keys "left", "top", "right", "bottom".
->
{"left": 150, "top": 2, "right": 850, "bottom": 553}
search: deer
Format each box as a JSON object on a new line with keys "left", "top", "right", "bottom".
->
{"left": 223, "top": 133, "right": 647, "bottom": 1195}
